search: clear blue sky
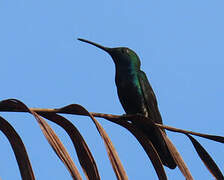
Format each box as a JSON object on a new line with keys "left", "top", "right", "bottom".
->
{"left": 1, "top": 0, "right": 224, "bottom": 179}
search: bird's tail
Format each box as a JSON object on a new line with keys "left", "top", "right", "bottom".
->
{"left": 137, "top": 123, "right": 177, "bottom": 169}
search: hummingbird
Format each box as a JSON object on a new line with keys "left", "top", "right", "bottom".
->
{"left": 78, "top": 38, "right": 176, "bottom": 169}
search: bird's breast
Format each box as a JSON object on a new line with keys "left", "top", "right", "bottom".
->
{"left": 115, "top": 72, "right": 147, "bottom": 115}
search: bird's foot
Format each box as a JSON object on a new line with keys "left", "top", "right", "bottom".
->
{"left": 120, "top": 113, "right": 145, "bottom": 123}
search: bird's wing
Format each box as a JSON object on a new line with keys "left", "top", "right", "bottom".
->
{"left": 138, "top": 70, "right": 163, "bottom": 124}
{"left": 138, "top": 71, "right": 176, "bottom": 169}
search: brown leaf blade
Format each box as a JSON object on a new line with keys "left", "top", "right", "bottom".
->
{"left": 187, "top": 135, "right": 224, "bottom": 180}
{"left": 50, "top": 105, "right": 167, "bottom": 179}
{"left": 114, "top": 115, "right": 167, "bottom": 180}
{"left": 0, "top": 99, "right": 100, "bottom": 179}
{"left": 129, "top": 127, "right": 167, "bottom": 180}
{"left": 161, "top": 130, "right": 193, "bottom": 180}
{"left": 191, "top": 134, "right": 224, "bottom": 144}
{"left": 39, "top": 112, "right": 100, "bottom": 180}
{"left": 32, "top": 111, "right": 82, "bottom": 180}
{"left": 0, "top": 99, "right": 82, "bottom": 180}
{"left": 62, "top": 104, "right": 129, "bottom": 180}
{"left": 2, "top": 100, "right": 224, "bottom": 144}
{"left": 156, "top": 123, "right": 224, "bottom": 144}
{"left": 0, "top": 115, "right": 35, "bottom": 180}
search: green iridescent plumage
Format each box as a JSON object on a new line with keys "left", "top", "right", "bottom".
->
{"left": 78, "top": 38, "right": 176, "bottom": 169}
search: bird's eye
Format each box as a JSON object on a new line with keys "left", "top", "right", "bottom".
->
{"left": 121, "top": 48, "right": 129, "bottom": 54}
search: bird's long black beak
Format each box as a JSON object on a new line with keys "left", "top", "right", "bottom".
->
{"left": 78, "top": 38, "right": 111, "bottom": 53}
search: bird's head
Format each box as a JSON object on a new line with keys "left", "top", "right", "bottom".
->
{"left": 78, "top": 38, "right": 141, "bottom": 70}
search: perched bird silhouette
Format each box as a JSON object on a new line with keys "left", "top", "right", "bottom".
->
{"left": 78, "top": 38, "right": 176, "bottom": 169}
